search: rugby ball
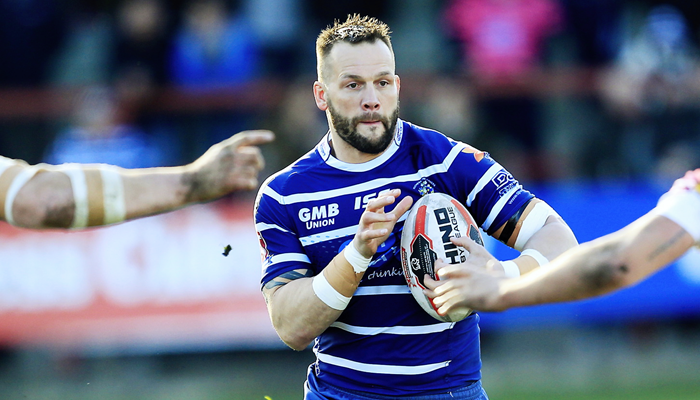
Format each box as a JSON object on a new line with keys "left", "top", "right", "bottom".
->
{"left": 400, "top": 193, "right": 484, "bottom": 322}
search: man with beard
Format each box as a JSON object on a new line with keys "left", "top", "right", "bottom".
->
{"left": 0, "top": 130, "right": 272, "bottom": 229}
{"left": 254, "top": 15, "right": 577, "bottom": 400}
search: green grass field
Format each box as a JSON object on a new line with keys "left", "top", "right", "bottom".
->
{"left": 3, "top": 324, "right": 700, "bottom": 400}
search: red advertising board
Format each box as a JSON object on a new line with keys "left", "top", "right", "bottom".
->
{"left": 0, "top": 200, "right": 279, "bottom": 353}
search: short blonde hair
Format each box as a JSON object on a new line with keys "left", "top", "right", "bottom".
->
{"left": 316, "top": 14, "right": 393, "bottom": 81}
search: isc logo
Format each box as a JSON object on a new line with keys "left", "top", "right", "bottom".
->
{"left": 298, "top": 203, "right": 339, "bottom": 229}
{"left": 434, "top": 207, "right": 466, "bottom": 264}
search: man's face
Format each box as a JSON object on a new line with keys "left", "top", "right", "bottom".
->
{"left": 317, "top": 40, "right": 400, "bottom": 155}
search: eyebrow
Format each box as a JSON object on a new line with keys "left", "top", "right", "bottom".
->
{"left": 340, "top": 71, "right": 394, "bottom": 81}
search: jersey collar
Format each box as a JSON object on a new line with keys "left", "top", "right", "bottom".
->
{"left": 318, "top": 119, "right": 404, "bottom": 172}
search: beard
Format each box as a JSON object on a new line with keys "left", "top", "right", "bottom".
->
{"left": 328, "top": 100, "right": 400, "bottom": 155}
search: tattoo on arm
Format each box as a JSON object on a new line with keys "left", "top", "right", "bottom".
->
{"left": 647, "top": 229, "right": 687, "bottom": 262}
{"left": 262, "top": 269, "right": 314, "bottom": 303}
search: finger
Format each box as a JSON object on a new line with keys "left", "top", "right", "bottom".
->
{"left": 450, "top": 236, "right": 481, "bottom": 251}
{"left": 366, "top": 194, "right": 397, "bottom": 212}
{"left": 357, "top": 227, "right": 389, "bottom": 241}
{"left": 434, "top": 258, "right": 449, "bottom": 271}
{"left": 388, "top": 195, "right": 413, "bottom": 218}
{"left": 436, "top": 264, "right": 476, "bottom": 279}
{"left": 231, "top": 130, "right": 275, "bottom": 147}
{"left": 360, "top": 210, "right": 397, "bottom": 225}
{"left": 423, "top": 274, "right": 440, "bottom": 290}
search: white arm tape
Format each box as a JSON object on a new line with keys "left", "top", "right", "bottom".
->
{"left": 344, "top": 241, "right": 372, "bottom": 273}
{"left": 653, "top": 189, "right": 700, "bottom": 242}
{"left": 4, "top": 166, "right": 40, "bottom": 226}
{"left": 58, "top": 164, "right": 89, "bottom": 229}
{"left": 500, "top": 260, "right": 521, "bottom": 278}
{"left": 312, "top": 272, "right": 351, "bottom": 310}
{"left": 100, "top": 165, "right": 126, "bottom": 225}
{"left": 521, "top": 248, "right": 549, "bottom": 268}
{"left": 0, "top": 156, "right": 16, "bottom": 170}
{"left": 514, "top": 201, "right": 558, "bottom": 251}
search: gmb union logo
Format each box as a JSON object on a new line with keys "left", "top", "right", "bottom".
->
{"left": 298, "top": 203, "right": 339, "bottom": 230}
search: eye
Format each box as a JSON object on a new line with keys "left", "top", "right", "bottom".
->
{"left": 378, "top": 80, "right": 390, "bottom": 87}
{"left": 347, "top": 82, "right": 359, "bottom": 89}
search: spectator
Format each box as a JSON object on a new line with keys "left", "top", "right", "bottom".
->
{"left": 169, "top": 0, "right": 260, "bottom": 89}
{"left": 600, "top": 4, "right": 700, "bottom": 180}
{"left": 44, "top": 86, "right": 167, "bottom": 169}
{"left": 444, "top": 0, "right": 564, "bottom": 181}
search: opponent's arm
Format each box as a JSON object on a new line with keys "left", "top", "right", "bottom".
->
{"left": 427, "top": 212, "right": 694, "bottom": 312}
{"left": 0, "top": 130, "right": 273, "bottom": 229}
{"left": 262, "top": 190, "right": 413, "bottom": 351}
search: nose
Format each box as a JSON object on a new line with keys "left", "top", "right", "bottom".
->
{"left": 362, "top": 87, "right": 380, "bottom": 111}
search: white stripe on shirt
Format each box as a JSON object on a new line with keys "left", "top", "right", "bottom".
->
{"left": 255, "top": 222, "right": 291, "bottom": 233}
{"left": 330, "top": 321, "right": 455, "bottom": 336}
{"left": 354, "top": 285, "right": 411, "bottom": 296}
{"left": 316, "top": 352, "right": 451, "bottom": 375}
{"left": 467, "top": 163, "right": 502, "bottom": 207}
{"left": 263, "top": 145, "right": 467, "bottom": 205}
{"left": 264, "top": 253, "right": 310, "bottom": 267}
{"left": 482, "top": 183, "right": 522, "bottom": 231}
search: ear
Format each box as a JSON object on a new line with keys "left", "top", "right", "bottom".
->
{"left": 313, "top": 81, "right": 328, "bottom": 111}
{"left": 396, "top": 75, "right": 401, "bottom": 96}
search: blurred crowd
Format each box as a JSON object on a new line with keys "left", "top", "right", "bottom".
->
{"left": 1, "top": 0, "right": 700, "bottom": 184}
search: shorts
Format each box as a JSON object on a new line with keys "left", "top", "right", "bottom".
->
{"left": 303, "top": 378, "right": 489, "bottom": 400}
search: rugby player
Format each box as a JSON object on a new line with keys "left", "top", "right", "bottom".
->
{"left": 0, "top": 130, "right": 273, "bottom": 229}
{"left": 255, "top": 15, "right": 577, "bottom": 400}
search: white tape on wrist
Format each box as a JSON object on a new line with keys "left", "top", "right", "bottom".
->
{"left": 343, "top": 241, "right": 372, "bottom": 274}
{"left": 521, "top": 249, "right": 549, "bottom": 268}
{"left": 500, "top": 260, "right": 521, "bottom": 278}
{"left": 312, "top": 272, "right": 351, "bottom": 311}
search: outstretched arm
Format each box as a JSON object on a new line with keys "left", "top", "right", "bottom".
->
{"left": 1, "top": 130, "right": 274, "bottom": 229}
{"left": 426, "top": 212, "right": 694, "bottom": 313}
{"left": 425, "top": 169, "right": 700, "bottom": 312}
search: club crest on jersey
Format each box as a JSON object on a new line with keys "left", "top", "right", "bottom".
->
{"left": 413, "top": 178, "right": 436, "bottom": 197}
{"left": 298, "top": 203, "right": 339, "bottom": 230}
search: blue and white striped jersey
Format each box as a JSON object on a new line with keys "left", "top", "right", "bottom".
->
{"left": 255, "top": 119, "right": 534, "bottom": 396}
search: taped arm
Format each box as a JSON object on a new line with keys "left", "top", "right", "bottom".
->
{"left": 0, "top": 130, "right": 272, "bottom": 229}
{"left": 499, "top": 212, "right": 694, "bottom": 308}
{"left": 261, "top": 250, "right": 365, "bottom": 351}
{"left": 493, "top": 198, "right": 578, "bottom": 275}
{"left": 259, "top": 189, "right": 413, "bottom": 351}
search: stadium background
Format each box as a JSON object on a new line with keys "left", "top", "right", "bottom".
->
{"left": 1, "top": 0, "right": 700, "bottom": 399}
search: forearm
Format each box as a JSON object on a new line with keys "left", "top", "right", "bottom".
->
{"left": 500, "top": 238, "right": 621, "bottom": 307}
{"left": 10, "top": 165, "right": 195, "bottom": 228}
{"left": 267, "top": 276, "right": 346, "bottom": 350}
{"left": 121, "top": 166, "right": 194, "bottom": 220}
{"left": 267, "top": 252, "right": 365, "bottom": 350}
{"left": 501, "top": 213, "right": 694, "bottom": 308}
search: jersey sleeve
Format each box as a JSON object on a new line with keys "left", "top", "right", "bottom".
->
{"left": 447, "top": 143, "right": 534, "bottom": 236}
{"left": 255, "top": 178, "right": 313, "bottom": 289}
